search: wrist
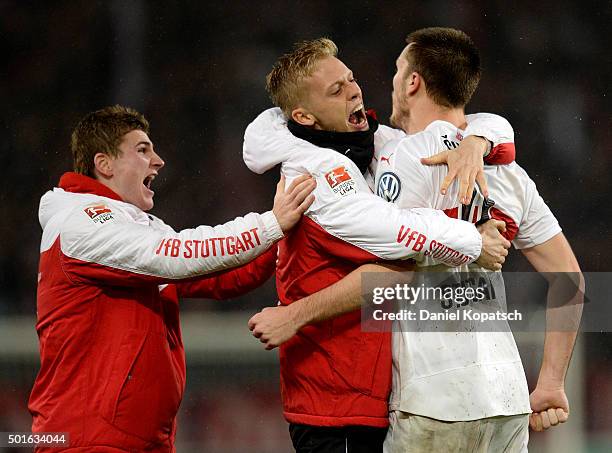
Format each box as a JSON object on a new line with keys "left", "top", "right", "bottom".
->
{"left": 460, "top": 135, "right": 488, "bottom": 157}
{"left": 536, "top": 375, "right": 565, "bottom": 390}
{"left": 474, "top": 224, "right": 484, "bottom": 260}
{"left": 265, "top": 210, "right": 286, "bottom": 240}
{"left": 288, "top": 300, "right": 309, "bottom": 330}
{"left": 482, "top": 138, "right": 493, "bottom": 157}
{"left": 463, "top": 135, "right": 490, "bottom": 156}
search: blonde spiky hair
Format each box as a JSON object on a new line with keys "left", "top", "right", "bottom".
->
{"left": 266, "top": 38, "right": 338, "bottom": 116}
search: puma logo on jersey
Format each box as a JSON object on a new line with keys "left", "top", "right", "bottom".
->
{"left": 380, "top": 153, "right": 394, "bottom": 164}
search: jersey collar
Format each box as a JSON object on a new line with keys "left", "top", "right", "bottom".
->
{"left": 58, "top": 172, "right": 124, "bottom": 202}
{"left": 424, "top": 119, "right": 464, "bottom": 134}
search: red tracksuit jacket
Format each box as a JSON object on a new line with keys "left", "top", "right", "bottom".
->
{"left": 29, "top": 173, "right": 278, "bottom": 451}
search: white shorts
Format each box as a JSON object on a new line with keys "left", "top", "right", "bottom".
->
{"left": 383, "top": 411, "right": 529, "bottom": 453}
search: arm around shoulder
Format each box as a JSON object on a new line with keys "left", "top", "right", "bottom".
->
{"left": 59, "top": 203, "right": 283, "bottom": 286}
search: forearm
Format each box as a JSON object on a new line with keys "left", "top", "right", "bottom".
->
{"left": 315, "top": 195, "right": 482, "bottom": 266}
{"left": 290, "top": 268, "right": 363, "bottom": 328}
{"left": 249, "top": 261, "right": 413, "bottom": 349}
{"left": 538, "top": 332, "right": 578, "bottom": 387}
{"left": 289, "top": 262, "right": 411, "bottom": 328}
{"left": 538, "top": 273, "right": 584, "bottom": 386}
{"left": 522, "top": 233, "right": 584, "bottom": 387}
{"left": 178, "top": 245, "right": 277, "bottom": 299}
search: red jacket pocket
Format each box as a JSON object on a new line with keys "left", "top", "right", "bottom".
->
{"left": 329, "top": 315, "right": 391, "bottom": 400}
{"left": 100, "top": 329, "right": 182, "bottom": 443}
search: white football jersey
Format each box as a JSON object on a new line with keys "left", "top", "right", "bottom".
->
{"left": 376, "top": 119, "right": 561, "bottom": 421}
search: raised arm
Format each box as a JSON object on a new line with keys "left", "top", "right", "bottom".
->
{"left": 521, "top": 232, "right": 584, "bottom": 432}
{"left": 249, "top": 262, "right": 411, "bottom": 349}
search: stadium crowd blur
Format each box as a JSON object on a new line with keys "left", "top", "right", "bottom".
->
{"left": 1, "top": 1, "right": 610, "bottom": 451}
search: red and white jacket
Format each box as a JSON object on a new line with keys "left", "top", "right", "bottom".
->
{"left": 29, "top": 172, "right": 279, "bottom": 452}
{"left": 243, "top": 108, "right": 514, "bottom": 428}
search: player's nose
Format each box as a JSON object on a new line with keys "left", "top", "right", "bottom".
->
{"left": 348, "top": 83, "right": 362, "bottom": 102}
{"left": 151, "top": 150, "right": 165, "bottom": 169}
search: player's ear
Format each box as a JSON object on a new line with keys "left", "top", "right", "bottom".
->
{"left": 93, "top": 152, "right": 114, "bottom": 178}
{"left": 407, "top": 71, "right": 421, "bottom": 96}
{"left": 291, "top": 108, "right": 316, "bottom": 127}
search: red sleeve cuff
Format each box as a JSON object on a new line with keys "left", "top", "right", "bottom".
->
{"left": 484, "top": 142, "right": 515, "bottom": 165}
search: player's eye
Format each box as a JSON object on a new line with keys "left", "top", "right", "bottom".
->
{"left": 332, "top": 88, "right": 341, "bottom": 96}
{"left": 137, "top": 148, "right": 146, "bottom": 153}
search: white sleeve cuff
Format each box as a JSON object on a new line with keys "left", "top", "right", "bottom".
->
{"left": 261, "top": 210, "right": 284, "bottom": 244}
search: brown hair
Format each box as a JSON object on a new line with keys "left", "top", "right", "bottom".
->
{"left": 404, "top": 27, "right": 480, "bottom": 108}
{"left": 266, "top": 38, "right": 338, "bottom": 116}
{"left": 71, "top": 105, "right": 149, "bottom": 176}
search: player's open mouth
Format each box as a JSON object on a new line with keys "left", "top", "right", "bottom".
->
{"left": 143, "top": 174, "right": 156, "bottom": 193}
{"left": 348, "top": 104, "right": 368, "bottom": 129}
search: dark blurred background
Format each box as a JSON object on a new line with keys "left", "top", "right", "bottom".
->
{"left": 1, "top": 1, "right": 611, "bottom": 451}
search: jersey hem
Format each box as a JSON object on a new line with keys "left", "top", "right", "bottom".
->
{"left": 284, "top": 412, "right": 390, "bottom": 428}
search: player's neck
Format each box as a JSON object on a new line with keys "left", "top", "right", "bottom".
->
{"left": 92, "top": 172, "right": 127, "bottom": 203}
{"left": 408, "top": 100, "right": 467, "bottom": 133}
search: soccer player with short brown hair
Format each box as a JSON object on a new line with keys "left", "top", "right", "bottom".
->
{"left": 28, "top": 105, "right": 314, "bottom": 451}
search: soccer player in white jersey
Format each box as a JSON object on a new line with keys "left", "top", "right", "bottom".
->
{"left": 249, "top": 28, "right": 583, "bottom": 452}
{"left": 243, "top": 37, "right": 515, "bottom": 453}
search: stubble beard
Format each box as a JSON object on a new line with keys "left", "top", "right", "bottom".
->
{"left": 390, "top": 104, "right": 410, "bottom": 133}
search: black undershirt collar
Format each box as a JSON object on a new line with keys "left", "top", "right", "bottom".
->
{"left": 287, "top": 113, "right": 379, "bottom": 174}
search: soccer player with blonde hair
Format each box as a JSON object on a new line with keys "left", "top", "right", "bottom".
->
{"left": 244, "top": 36, "right": 516, "bottom": 452}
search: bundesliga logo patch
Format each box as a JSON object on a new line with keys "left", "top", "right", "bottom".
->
{"left": 325, "top": 166, "right": 356, "bottom": 197}
{"left": 84, "top": 204, "right": 114, "bottom": 224}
